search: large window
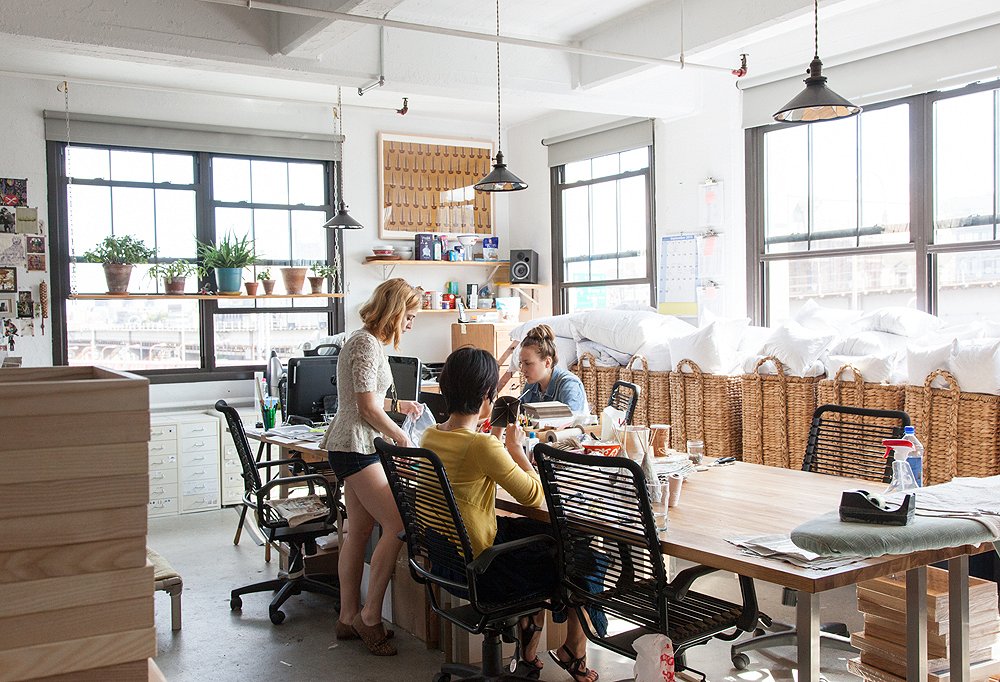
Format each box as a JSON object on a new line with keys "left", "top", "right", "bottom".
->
{"left": 50, "top": 143, "right": 342, "bottom": 379}
{"left": 551, "top": 146, "right": 655, "bottom": 313}
{"left": 748, "top": 81, "right": 1000, "bottom": 325}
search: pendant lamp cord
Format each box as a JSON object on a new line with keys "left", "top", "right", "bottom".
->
{"left": 495, "top": 0, "right": 501, "bottom": 155}
{"left": 335, "top": 86, "right": 345, "bottom": 204}
{"left": 59, "top": 80, "right": 78, "bottom": 295}
{"left": 813, "top": 0, "right": 819, "bottom": 59}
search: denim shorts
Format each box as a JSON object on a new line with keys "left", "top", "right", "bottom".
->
{"left": 328, "top": 450, "right": 380, "bottom": 480}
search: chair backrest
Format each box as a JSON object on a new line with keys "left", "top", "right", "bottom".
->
{"left": 534, "top": 443, "right": 667, "bottom": 633}
{"left": 802, "top": 404, "right": 910, "bottom": 482}
{"left": 375, "top": 438, "right": 476, "bottom": 596}
{"left": 608, "top": 380, "right": 640, "bottom": 425}
{"left": 215, "top": 399, "right": 263, "bottom": 494}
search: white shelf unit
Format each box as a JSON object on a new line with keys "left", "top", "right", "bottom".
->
{"left": 148, "top": 413, "right": 222, "bottom": 517}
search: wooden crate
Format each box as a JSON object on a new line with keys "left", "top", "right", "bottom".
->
{"left": 0, "top": 366, "right": 154, "bottom": 682}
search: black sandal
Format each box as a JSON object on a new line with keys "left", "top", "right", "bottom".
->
{"left": 517, "top": 615, "right": 544, "bottom": 678}
{"left": 548, "top": 645, "right": 599, "bottom": 682}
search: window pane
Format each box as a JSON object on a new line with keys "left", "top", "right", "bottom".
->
{"left": 619, "top": 147, "right": 649, "bottom": 173}
{"left": 764, "top": 125, "right": 808, "bottom": 253}
{"left": 214, "top": 312, "right": 330, "bottom": 366}
{"left": 66, "top": 146, "right": 109, "bottom": 180}
{"left": 71, "top": 262, "right": 111, "bottom": 294}
{"left": 215, "top": 207, "right": 252, "bottom": 246}
{"left": 112, "top": 187, "right": 155, "bottom": 247}
{"left": 811, "top": 115, "right": 858, "bottom": 250}
{"left": 562, "top": 185, "right": 590, "bottom": 280}
{"left": 153, "top": 153, "right": 194, "bottom": 185}
{"left": 591, "top": 153, "right": 619, "bottom": 179}
{"left": 936, "top": 250, "right": 1000, "bottom": 325}
{"left": 934, "top": 90, "right": 996, "bottom": 243}
{"left": 291, "top": 210, "right": 327, "bottom": 263}
{"left": 213, "top": 157, "right": 251, "bottom": 203}
{"left": 252, "top": 209, "right": 290, "bottom": 261}
{"left": 566, "top": 283, "right": 650, "bottom": 313}
{"left": 154, "top": 189, "right": 198, "bottom": 259}
{"left": 564, "top": 160, "right": 591, "bottom": 184}
{"left": 69, "top": 185, "right": 111, "bottom": 258}
{"left": 860, "top": 104, "right": 910, "bottom": 246}
{"left": 251, "top": 160, "right": 289, "bottom": 205}
{"left": 110, "top": 150, "right": 153, "bottom": 183}
{"left": 66, "top": 299, "right": 201, "bottom": 370}
{"left": 288, "top": 163, "right": 325, "bottom": 206}
{"left": 767, "top": 252, "right": 916, "bottom": 323}
{"left": 619, "top": 175, "right": 647, "bottom": 278}
{"left": 590, "top": 181, "right": 617, "bottom": 266}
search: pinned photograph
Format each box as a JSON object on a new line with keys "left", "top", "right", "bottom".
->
{"left": 17, "top": 290, "right": 33, "bottom": 318}
{"left": 26, "top": 254, "right": 46, "bottom": 272}
{"left": 0, "top": 207, "right": 14, "bottom": 233}
{"left": 15, "top": 207, "right": 38, "bottom": 234}
{"left": 0, "top": 266, "right": 16, "bottom": 292}
{"left": 0, "top": 296, "right": 13, "bottom": 315}
{"left": 26, "top": 235, "right": 44, "bottom": 254}
{"left": 0, "top": 178, "right": 27, "bottom": 207}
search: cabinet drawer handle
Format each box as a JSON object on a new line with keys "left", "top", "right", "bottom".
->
{"left": 151, "top": 445, "right": 164, "bottom": 451}
{"left": 191, "top": 427, "right": 205, "bottom": 432}
{"left": 152, "top": 472, "right": 163, "bottom": 480}
{"left": 191, "top": 455, "right": 205, "bottom": 461}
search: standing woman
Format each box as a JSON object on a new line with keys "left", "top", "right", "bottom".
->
{"left": 519, "top": 324, "right": 587, "bottom": 412}
{"left": 320, "top": 278, "right": 423, "bottom": 656}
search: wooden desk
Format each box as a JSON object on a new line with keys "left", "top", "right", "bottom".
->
{"left": 498, "top": 459, "right": 983, "bottom": 682}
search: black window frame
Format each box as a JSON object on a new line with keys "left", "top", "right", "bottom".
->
{"left": 46, "top": 141, "right": 345, "bottom": 383}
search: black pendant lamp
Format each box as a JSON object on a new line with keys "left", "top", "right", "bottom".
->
{"left": 773, "top": 0, "right": 860, "bottom": 123}
{"left": 324, "top": 87, "right": 364, "bottom": 229}
{"left": 475, "top": 0, "right": 527, "bottom": 192}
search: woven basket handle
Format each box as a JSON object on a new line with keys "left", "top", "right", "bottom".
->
{"left": 923, "top": 369, "right": 960, "bottom": 392}
{"left": 675, "top": 358, "right": 703, "bottom": 377}
{"left": 578, "top": 352, "right": 597, "bottom": 369}
{"left": 921, "top": 369, "right": 960, "bottom": 483}
{"left": 625, "top": 354, "right": 649, "bottom": 373}
{"left": 753, "top": 355, "right": 786, "bottom": 379}
{"left": 751, "top": 355, "right": 790, "bottom": 467}
{"left": 674, "top": 358, "right": 706, "bottom": 446}
{"left": 833, "top": 364, "right": 865, "bottom": 408}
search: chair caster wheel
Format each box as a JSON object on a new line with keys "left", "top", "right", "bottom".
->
{"left": 432, "top": 673, "right": 451, "bottom": 682}
{"left": 753, "top": 627, "right": 766, "bottom": 637}
{"left": 230, "top": 596, "right": 242, "bottom": 611}
{"left": 732, "top": 653, "right": 750, "bottom": 670}
{"left": 270, "top": 609, "right": 285, "bottom": 624}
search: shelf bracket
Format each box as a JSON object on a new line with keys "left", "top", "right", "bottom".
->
{"left": 381, "top": 263, "right": 397, "bottom": 280}
{"left": 511, "top": 286, "right": 539, "bottom": 306}
{"left": 487, "top": 262, "right": 504, "bottom": 282}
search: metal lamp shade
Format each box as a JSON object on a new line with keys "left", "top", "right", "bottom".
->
{"left": 474, "top": 151, "right": 528, "bottom": 192}
{"left": 773, "top": 57, "right": 861, "bottom": 123}
{"left": 323, "top": 201, "right": 363, "bottom": 229}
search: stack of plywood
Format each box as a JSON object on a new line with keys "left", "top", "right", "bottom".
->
{"left": 0, "top": 367, "right": 155, "bottom": 681}
{"left": 848, "top": 566, "right": 1000, "bottom": 682}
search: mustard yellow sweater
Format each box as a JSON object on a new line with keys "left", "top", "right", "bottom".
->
{"left": 421, "top": 426, "right": 544, "bottom": 557}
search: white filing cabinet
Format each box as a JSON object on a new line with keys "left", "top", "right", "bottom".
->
{"left": 148, "top": 413, "right": 221, "bottom": 517}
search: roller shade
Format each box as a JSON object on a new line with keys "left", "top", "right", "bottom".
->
{"left": 43, "top": 111, "right": 342, "bottom": 161}
{"left": 544, "top": 118, "right": 653, "bottom": 167}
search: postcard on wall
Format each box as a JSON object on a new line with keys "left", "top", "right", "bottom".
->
{"left": 26, "top": 254, "right": 46, "bottom": 272}
{"left": 0, "top": 207, "right": 14, "bottom": 233}
{"left": 0, "top": 296, "right": 12, "bottom": 315}
{"left": 0, "top": 234, "right": 26, "bottom": 265}
{"left": 0, "top": 178, "right": 27, "bottom": 207}
{"left": 15, "top": 207, "right": 38, "bottom": 234}
{"left": 0, "top": 266, "right": 16, "bottom": 292}
{"left": 16, "top": 291, "right": 33, "bottom": 318}
{"left": 26, "top": 234, "right": 44, "bottom": 254}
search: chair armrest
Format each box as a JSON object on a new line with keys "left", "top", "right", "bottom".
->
{"left": 667, "top": 564, "right": 719, "bottom": 601}
{"left": 468, "top": 534, "right": 555, "bottom": 575}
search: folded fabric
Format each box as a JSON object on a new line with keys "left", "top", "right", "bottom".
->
{"left": 726, "top": 533, "right": 863, "bottom": 569}
{"left": 576, "top": 340, "right": 631, "bottom": 367}
{"left": 571, "top": 309, "right": 694, "bottom": 356}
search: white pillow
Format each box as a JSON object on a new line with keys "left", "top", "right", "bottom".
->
{"left": 793, "top": 299, "right": 862, "bottom": 333}
{"left": 934, "top": 321, "right": 987, "bottom": 342}
{"left": 570, "top": 310, "right": 694, "bottom": 356}
{"left": 906, "top": 340, "right": 956, "bottom": 388}
{"left": 738, "top": 326, "right": 773, "bottom": 353}
{"left": 634, "top": 339, "right": 672, "bottom": 372}
{"left": 949, "top": 339, "right": 1000, "bottom": 395}
{"left": 510, "top": 314, "right": 578, "bottom": 341}
{"left": 753, "top": 322, "right": 835, "bottom": 377}
{"left": 822, "top": 353, "right": 896, "bottom": 384}
{"left": 857, "top": 307, "right": 942, "bottom": 338}
{"left": 669, "top": 322, "right": 742, "bottom": 375}
{"left": 827, "top": 332, "right": 886, "bottom": 357}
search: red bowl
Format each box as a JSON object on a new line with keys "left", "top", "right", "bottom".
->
{"left": 582, "top": 442, "right": 622, "bottom": 457}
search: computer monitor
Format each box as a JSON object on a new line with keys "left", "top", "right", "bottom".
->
{"left": 285, "top": 356, "right": 338, "bottom": 424}
{"left": 387, "top": 355, "right": 422, "bottom": 402}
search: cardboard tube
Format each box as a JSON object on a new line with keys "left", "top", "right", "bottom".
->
{"left": 546, "top": 428, "right": 584, "bottom": 443}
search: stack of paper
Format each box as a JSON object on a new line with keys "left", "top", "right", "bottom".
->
{"left": 726, "top": 534, "right": 864, "bottom": 570}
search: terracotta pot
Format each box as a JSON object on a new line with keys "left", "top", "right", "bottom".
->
{"left": 244, "top": 281, "right": 259, "bottom": 296}
{"left": 307, "top": 276, "right": 326, "bottom": 295}
{"left": 103, "top": 263, "right": 134, "bottom": 295}
{"left": 280, "top": 267, "right": 308, "bottom": 295}
{"left": 261, "top": 279, "right": 276, "bottom": 295}
{"left": 164, "top": 277, "right": 186, "bottom": 295}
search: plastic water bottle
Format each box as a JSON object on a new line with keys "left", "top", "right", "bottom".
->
{"left": 525, "top": 432, "right": 539, "bottom": 460}
{"left": 903, "top": 425, "right": 923, "bottom": 487}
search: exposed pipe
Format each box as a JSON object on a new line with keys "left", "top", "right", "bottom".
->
{"left": 359, "top": 10, "right": 390, "bottom": 96}
{"left": 199, "top": 0, "right": 733, "bottom": 74}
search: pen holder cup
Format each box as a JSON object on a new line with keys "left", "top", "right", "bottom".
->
{"left": 263, "top": 405, "right": 278, "bottom": 430}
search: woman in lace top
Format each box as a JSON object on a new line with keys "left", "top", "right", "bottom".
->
{"left": 320, "top": 278, "right": 423, "bottom": 656}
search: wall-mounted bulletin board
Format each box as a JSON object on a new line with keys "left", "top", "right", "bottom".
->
{"left": 378, "top": 132, "right": 494, "bottom": 240}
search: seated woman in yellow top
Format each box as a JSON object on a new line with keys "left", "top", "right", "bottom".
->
{"left": 421, "top": 347, "right": 599, "bottom": 682}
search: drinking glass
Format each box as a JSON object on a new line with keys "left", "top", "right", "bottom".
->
{"left": 646, "top": 480, "right": 669, "bottom": 533}
{"left": 686, "top": 439, "right": 705, "bottom": 465}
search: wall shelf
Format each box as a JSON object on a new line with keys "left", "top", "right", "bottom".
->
{"left": 364, "top": 258, "right": 508, "bottom": 281}
{"left": 68, "top": 293, "right": 345, "bottom": 300}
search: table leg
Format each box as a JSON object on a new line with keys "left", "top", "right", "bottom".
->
{"left": 949, "top": 555, "right": 970, "bottom": 682}
{"left": 796, "top": 591, "right": 820, "bottom": 682}
{"left": 906, "top": 566, "right": 928, "bottom": 681}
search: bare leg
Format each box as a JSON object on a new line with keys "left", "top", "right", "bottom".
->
{"left": 337, "top": 479, "right": 375, "bottom": 627}
{"left": 553, "top": 610, "right": 599, "bottom": 682}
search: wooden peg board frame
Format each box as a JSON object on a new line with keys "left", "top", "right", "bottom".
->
{"left": 378, "top": 132, "right": 495, "bottom": 240}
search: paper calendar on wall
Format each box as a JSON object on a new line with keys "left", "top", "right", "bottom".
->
{"left": 657, "top": 234, "right": 699, "bottom": 317}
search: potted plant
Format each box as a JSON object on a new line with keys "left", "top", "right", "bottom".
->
{"left": 256, "top": 268, "right": 275, "bottom": 295}
{"left": 198, "top": 233, "right": 258, "bottom": 295}
{"left": 308, "top": 262, "right": 337, "bottom": 294}
{"left": 83, "top": 235, "right": 156, "bottom": 295}
{"left": 148, "top": 260, "right": 200, "bottom": 295}
{"left": 280, "top": 265, "right": 308, "bottom": 295}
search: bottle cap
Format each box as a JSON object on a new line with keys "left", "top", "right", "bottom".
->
{"left": 904, "top": 425, "right": 915, "bottom": 434}
{"left": 529, "top": 432, "right": 536, "bottom": 438}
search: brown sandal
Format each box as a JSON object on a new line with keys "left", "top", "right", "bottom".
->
{"left": 548, "top": 645, "right": 599, "bottom": 682}
{"left": 336, "top": 619, "right": 395, "bottom": 641}
{"left": 351, "top": 613, "right": 398, "bottom": 656}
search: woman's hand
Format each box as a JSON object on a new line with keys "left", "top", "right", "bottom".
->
{"left": 504, "top": 424, "right": 525, "bottom": 451}
{"left": 397, "top": 400, "right": 424, "bottom": 418}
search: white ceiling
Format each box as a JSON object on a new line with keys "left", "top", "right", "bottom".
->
{"left": 0, "top": 0, "right": 997, "bottom": 125}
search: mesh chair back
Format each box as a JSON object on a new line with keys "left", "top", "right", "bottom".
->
{"left": 534, "top": 443, "right": 667, "bottom": 632}
{"left": 375, "top": 438, "right": 476, "bottom": 595}
{"left": 802, "top": 404, "right": 910, "bottom": 482}
{"left": 215, "top": 400, "right": 264, "bottom": 493}
{"left": 608, "top": 380, "right": 640, "bottom": 425}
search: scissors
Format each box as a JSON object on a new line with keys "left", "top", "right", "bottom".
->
{"left": 710, "top": 456, "right": 737, "bottom": 467}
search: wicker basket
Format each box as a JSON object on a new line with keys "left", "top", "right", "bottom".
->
{"left": 620, "top": 355, "right": 650, "bottom": 425}
{"left": 668, "top": 359, "right": 742, "bottom": 459}
{"left": 817, "top": 365, "right": 906, "bottom": 413}
{"left": 903, "top": 369, "right": 1000, "bottom": 485}
{"left": 646, "top": 367, "right": 672, "bottom": 427}
{"left": 570, "top": 352, "right": 620, "bottom": 413}
{"left": 740, "top": 356, "right": 821, "bottom": 471}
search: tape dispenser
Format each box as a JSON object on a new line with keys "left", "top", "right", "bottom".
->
{"left": 839, "top": 489, "right": 915, "bottom": 526}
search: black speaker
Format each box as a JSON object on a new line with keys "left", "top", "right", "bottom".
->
{"left": 509, "top": 249, "right": 539, "bottom": 284}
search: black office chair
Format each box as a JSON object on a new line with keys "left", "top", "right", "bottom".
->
{"left": 608, "top": 380, "right": 640, "bottom": 425}
{"left": 534, "top": 443, "right": 761, "bottom": 680}
{"left": 375, "top": 437, "right": 555, "bottom": 682}
{"left": 215, "top": 400, "right": 341, "bottom": 624}
{"left": 730, "top": 403, "right": 910, "bottom": 668}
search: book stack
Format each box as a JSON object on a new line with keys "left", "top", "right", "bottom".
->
{"left": 521, "top": 401, "right": 574, "bottom": 429}
{"left": 848, "top": 566, "right": 1000, "bottom": 682}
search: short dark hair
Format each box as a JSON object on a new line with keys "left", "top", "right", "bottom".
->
{"left": 439, "top": 347, "right": 499, "bottom": 416}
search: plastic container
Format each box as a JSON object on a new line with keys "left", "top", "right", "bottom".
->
{"left": 525, "top": 432, "right": 539, "bottom": 459}
{"left": 902, "top": 425, "right": 924, "bottom": 487}
{"left": 883, "top": 439, "right": 920, "bottom": 495}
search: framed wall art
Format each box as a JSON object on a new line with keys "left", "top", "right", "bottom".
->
{"left": 0, "top": 266, "right": 16, "bottom": 292}
{"left": 0, "top": 295, "right": 13, "bottom": 315}
{"left": 377, "top": 132, "right": 494, "bottom": 240}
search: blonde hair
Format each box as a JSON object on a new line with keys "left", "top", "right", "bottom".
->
{"left": 521, "top": 324, "right": 559, "bottom": 364}
{"left": 359, "top": 278, "right": 421, "bottom": 349}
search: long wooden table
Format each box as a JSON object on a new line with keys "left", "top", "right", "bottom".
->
{"left": 497, "top": 458, "right": 986, "bottom": 682}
